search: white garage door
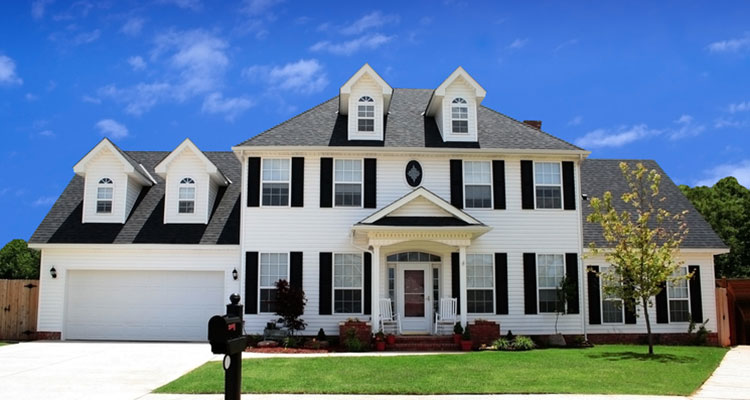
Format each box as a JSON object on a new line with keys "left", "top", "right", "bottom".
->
{"left": 65, "top": 270, "right": 224, "bottom": 341}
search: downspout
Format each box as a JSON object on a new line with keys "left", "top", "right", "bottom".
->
{"left": 577, "top": 153, "right": 588, "bottom": 342}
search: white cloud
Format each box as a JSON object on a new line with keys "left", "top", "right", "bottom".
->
{"left": 38, "top": 130, "right": 55, "bottom": 137}
{"left": 0, "top": 55, "right": 23, "bottom": 85}
{"left": 340, "top": 11, "right": 399, "bottom": 35}
{"left": 567, "top": 116, "right": 583, "bottom": 126}
{"left": 241, "top": 0, "right": 283, "bottom": 15}
{"left": 72, "top": 29, "right": 101, "bottom": 45}
{"left": 669, "top": 114, "right": 705, "bottom": 140}
{"left": 32, "top": 196, "right": 56, "bottom": 207}
{"left": 98, "top": 82, "right": 171, "bottom": 116}
{"left": 707, "top": 34, "right": 750, "bottom": 53}
{"left": 310, "top": 34, "right": 394, "bottom": 55}
{"left": 728, "top": 101, "right": 750, "bottom": 113}
{"left": 25, "top": 93, "right": 38, "bottom": 101}
{"left": 95, "top": 119, "right": 129, "bottom": 139}
{"left": 243, "top": 59, "right": 328, "bottom": 94}
{"left": 201, "top": 92, "right": 254, "bottom": 121}
{"left": 575, "top": 124, "right": 660, "bottom": 148}
{"left": 128, "top": 56, "right": 146, "bottom": 71}
{"left": 31, "top": 0, "right": 53, "bottom": 20}
{"left": 82, "top": 95, "right": 101, "bottom": 104}
{"left": 121, "top": 17, "right": 145, "bottom": 36}
{"left": 158, "top": 0, "right": 202, "bottom": 11}
{"left": 554, "top": 38, "right": 578, "bottom": 53}
{"left": 696, "top": 160, "right": 750, "bottom": 187}
{"left": 508, "top": 38, "right": 528, "bottom": 49}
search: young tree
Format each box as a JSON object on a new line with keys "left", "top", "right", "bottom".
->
{"left": 587, "top": 162, "right": 689, "bottom": 355}
{"left": 0, "top": 239, "right": 40, "bottom": 279}
{"left": 274, "top": 279, "right": 307, "bottom": 336}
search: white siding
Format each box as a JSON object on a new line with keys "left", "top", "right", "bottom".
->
{"left": 125, "top": 176, "right": 141, "bottom": 218}
{"left": 36, "top": 246, "right": 240, "bottom": 337}
{"left": 163, "top": 150, "right": 211, "bottom": 224}
{"left": 82, "top": 148, "right": 128, "bottom": 224}
{"left": 207, "top": 178, "right": 219, "bottom": 216}
{"left": 440, "top": 77, "right": 478, "bottom": 142}
{"left": 347, "top": 74, "right": 384, "bottom": 141}
{"left": 388, "top": 196, "right": 452, "bottom": 217}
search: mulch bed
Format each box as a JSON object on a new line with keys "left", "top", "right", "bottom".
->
{"left": 246, "top": 347, "right": 330, "bottom": 354}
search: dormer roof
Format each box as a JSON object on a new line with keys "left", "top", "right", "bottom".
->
{"left": 339, "top": 63, "right": 393, "bottom": 115}
{"left": 358, "top": 187, "right": 484, "bottom": 226}
{"left": 154, "top": 138, "right": 231, "bottom": 185}
{"left": 425, "top": 66, "right": 487, "bottom": 116}
{"left": 73, "top": 138, "right": 155, "bottom": 185}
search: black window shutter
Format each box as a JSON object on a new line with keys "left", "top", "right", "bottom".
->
{"left": 364, "top": 158, "right": 377, "bottom": 209}
{"left": 521, "top": 160, "right": 534, "bottom": 209}
{"left": 245, "top": 252, "right": 258, "bottom": 314}
{"left": 364, "top": 252, "right": 372, "bottom": 314}
{"left": 624, "top": 304, "right": 637, "bottom": 324}
{"left": 655, "top": 281, "right": 668, "bottom": 323}
{"left": 587, "top": 266, "right": 601, "bottom": 325}
{"left": 492, "top": 160, "right": 506, "bottom": 210}
{"left": 319, "top": 252, "right": 332, "bottom": 315}
{"left": 689, "top": 265, "right": 703, "bottom": 322}
{"left": 247, "top": 157, "right": 261, "bottom": 207}
{"left": 562, "top": 161, "right": 576, "bottom": 210}
{"left": 451, "top": 253, "right": 460, "bottom": 311}
{"left": 450, "top": 160, "right": 463, "bottom": 209}
{"left": 290, "top": 252, "right": 303, "bottom": 291}
{"left": 565, "top": 253, "right": 579, "bottom": 314}
{"left": 291, "top": 157, "right": 304, "bottom": 207}
{"left": 320, "top": 158, "right": 333, "bottom": 208}
{"left": 495, "top": 253, "right": 508, "bottom": 315}
{"left": 523, "top": 253, "right": 537, "bottom": 314}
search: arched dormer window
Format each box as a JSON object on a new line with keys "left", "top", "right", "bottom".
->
{"left": 357, "top": 96, "right": 375, "bottom": 132}
{"left": 178, "top": 177, "right": 195, "bottom": 214}
{"left": 96, "top": 177, "right": 114, "bottom": 214}
{"left": 451, "top": 97, "right": 469, "bottom": 134}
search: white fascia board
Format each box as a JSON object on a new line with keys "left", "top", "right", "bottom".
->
{"left": 339, "top": 63, "right": 393, "bottom": 115}
{"left": 73, "top": 138, "right": 136, "bottom": 175}
{"left": 155, "top": 138, "right": 229, "bottom": 185}
{"left": 426, "top": 66, "right": 487, "bottom": 116}
{"left": 28, "top": 243, "right": 240, "bottom": 251}
{"left": 232, "top": 146, "right": 590, "bottom": 158}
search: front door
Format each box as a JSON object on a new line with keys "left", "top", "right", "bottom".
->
{"left": 399, "top": 264, "right": 431, "bottom": 333}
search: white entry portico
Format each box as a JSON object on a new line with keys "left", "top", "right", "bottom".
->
{"left": 352, "top": 187, "right": 491, "bottom": 333}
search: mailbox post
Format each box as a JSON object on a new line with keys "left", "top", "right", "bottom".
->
{"left": 208, "top": 293, "right": 248, "bottom": 400}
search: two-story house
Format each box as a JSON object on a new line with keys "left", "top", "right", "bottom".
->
{"left": 29, "top": 64, "right": 726, "bottom": 342}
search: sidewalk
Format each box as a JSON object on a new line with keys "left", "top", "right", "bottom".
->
{"left": 140, "top": 395, "right": 688, "bottom": 400}
{"left": 693, "top": 345, "right": 750, "bottom": 400}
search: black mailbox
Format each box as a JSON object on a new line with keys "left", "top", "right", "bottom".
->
{"left": 208, "top": 315, "right": 245, "bottom": 355}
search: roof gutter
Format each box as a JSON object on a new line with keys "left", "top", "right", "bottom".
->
{"left": 232, "top": 145, "right": 591, "bottom": 157}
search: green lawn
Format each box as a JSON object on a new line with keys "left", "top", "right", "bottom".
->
{"left": 156, "top": 345, "right": 726, "bottom": 395}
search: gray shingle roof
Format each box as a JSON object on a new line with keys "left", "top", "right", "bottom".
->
{"left": 29, "top": 151, "right": 240, "bottom": 245}
{"left": 581, "top": 159, "right": 726, "bottom": 249}
{"left": 237, "top": 89, "right": 584, "bottom": 151}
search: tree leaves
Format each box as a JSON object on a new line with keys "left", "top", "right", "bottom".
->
{"left": 0, "top": 239, "right": 40, "bottom": 280}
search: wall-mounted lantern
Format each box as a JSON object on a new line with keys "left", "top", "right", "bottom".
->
{"left": 50, "top": 267, "right": 57, "bottom": 279}
{"left": 232, "top": 268, "right": 238, "bottom": 281}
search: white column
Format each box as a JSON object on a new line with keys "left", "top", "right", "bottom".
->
{"left": 459, "top": 245, "right": 468, "bottom": 327}
{"left": 371, "top": 245, "right": 381, "bottom": 333}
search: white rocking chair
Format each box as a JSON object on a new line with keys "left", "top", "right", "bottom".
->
{"left": 434, "top": 297, "right": 458, "bottom": 335}
{"left": 379, "top": 298, "right": 401, "bottom": 334}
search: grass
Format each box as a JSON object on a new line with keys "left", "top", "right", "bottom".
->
{"left": 155, "top": 345, "right": 727, "bottom": 395}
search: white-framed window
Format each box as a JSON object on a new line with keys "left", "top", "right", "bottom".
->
{"left": 334, "top": 159, "right": 362, "bottom": 207}
{"left": 96, "top": 177, "right": 113, "bottom": 214}
{"left": 600, "top": 266, "right": 624, "bottom": 324}
{"left": 464, "top": 160, "right": 492, "bottom": 208}
{"left": 178, "top": 177, "right": 196, "bottom": 214}
{"left": 534, "top": 162, "right": 562, "bottom": 209}
{"left": 537, "top": 254, "right": 565, "bottom": 313}
{"left": 259, "top": 253, "right": 289, "bottom": 313}
{"left": 334, "top": 253, "right": 363, "bottom": 314}
{"left": 667, "top": 265, "right": 690, "bottom": 322}
{"left": 357, "top": 96, "right": 375, "bottom": 132}
{"left": 467, "top": 254, "right": 494, "bottom": 313}
{"left": 261, "top": 158, "right": 290, "bottom": 206}
{"left": 451, "top": 97, "right": 469, "bottom": 133}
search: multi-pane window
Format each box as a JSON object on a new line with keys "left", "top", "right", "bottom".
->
{"left": 538, "top": 254, "right": 565, "bottom": 313}
{"left": 668, "top": 266, "right": 690, "bottom": 322}
{"left": 96, "top": 177, "right": 113, "bottom": 213}
{"left": 600, "top": 267, "right": 624, "bottom": 323}
{"left": 334, "top": 159, "right": 362, "bottom": 207}
{"left": 259, "top": 253, "right": 288, "bottom": 313}
{"left": 467, "top": 254, "right": 494, "bottom": 313}
{"left": 178, "top": 177, "right": 195, "bottom": 214}
{"left": 464, "top": 161, "right": 492, "bottom": 208}
{"left": 451, "top": 97, "right": 469, "bottom": 133}
{"left": 357, "top": 96, "right": 375, "bottom": 132}
{"left": 262, "top": 159, "right": 290, "bottom": 206}
{"left": 334, "top": 253, "right": 363, "bottom": 313}
{"left": 535, "top": 162, "right": 562, "bottom": 209}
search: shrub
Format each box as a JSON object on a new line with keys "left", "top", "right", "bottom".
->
{"left": 274, "top": 279, "right": 307, "bottom": 336}
{"left": 513, "top": 336, "right": 535, "bottom": 350}
{"left": 462, "top": 325, "right": 471, "bottom": 340}
{"left": 688, "top": 317, "right": 711, "bottom": 345}
{"left": 344, "top": 328, "right": 364, "bottom": 352}
{"left": 283, "top": 336, "right": 300, "bottom": 348}
{"left": 453, "top": 322, "right": 463, "bottom": 335}
{"left": 316, "top": 328, "right": 327, "bottom": 342}
{"left": 492, "top": 338, "right": 512, "bottom": 350}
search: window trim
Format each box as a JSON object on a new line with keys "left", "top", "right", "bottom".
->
{"left": 258, "top": 252, "right": 290, "bottom": 315}
{"left": 462, "top": 160, "right": 493, "bottom": 209}
{"left": 667, "top": 265, "right": 691, "bottom": 323}
{"left": 466, "top": 253, "right": 495, "bottom": 315}
{"left": 96, "top": 177, "right": 114, "bottom": 214}
{"left": 533, "top": 161, "right": 564, "bottom": 210}
{"left": 332, "top": 252, "right": 364, "bottom": 315}
{"left": 260, "top": 157, "right": 292, "bottom": 208}
{"left": 333, "top": 158, "right": 364, "bottom": 208}
{"left": 599, "top": 266, "right": 625, "bottom": 325}
{"left": 537, "top": 253, "right": 565, "bottom": 314}
{"left": 357, "top": 95, "right": 375, "bottom": 134}
{"left": 451, "top": 97, "right": 469, "bottom": 134}
{"left": 178, "top": 176, "right": 196, "bottom": 214}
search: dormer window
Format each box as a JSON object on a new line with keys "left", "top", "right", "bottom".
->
{"left": 357, "top": 96, "right": 375, "bottom": 132}
{"left": 96, "top": 178, "right": 113, "bottom": 214}
{"left": 451, "top": 98, "right": 469, "bottom": 134}
{"left": 178, "top": 177, "right": 196, "bottom": 214}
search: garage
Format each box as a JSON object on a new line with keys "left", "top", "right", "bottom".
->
{"left": 65, "top": 270, "right": 224, "bottom": 341}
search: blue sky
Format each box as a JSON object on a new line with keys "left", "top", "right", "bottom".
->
{"left": 1, "top": 0, "right": 749, "bottom": 245}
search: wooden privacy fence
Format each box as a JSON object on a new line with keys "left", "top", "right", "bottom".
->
{"left": 0, "top": 279, "right": 39, "bottom": 341}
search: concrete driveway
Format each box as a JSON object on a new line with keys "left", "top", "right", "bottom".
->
{"left": 0, "top": 341, "right": 216, "bottom": 400}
